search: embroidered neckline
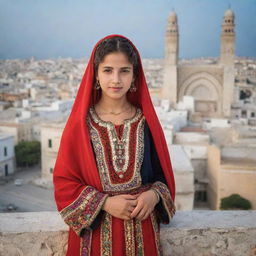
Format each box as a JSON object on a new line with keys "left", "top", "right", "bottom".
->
{"left": 87, "top": 107, "right": 145, "bottom": 191}
{"left": 89, "top": 106, "right": 142, "bottom": 128}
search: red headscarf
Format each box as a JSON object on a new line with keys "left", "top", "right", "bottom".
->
{"left": 53, "top": 34, "right": 175, "bottom": 213}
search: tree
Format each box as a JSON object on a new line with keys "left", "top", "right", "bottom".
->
{"left": 220, "top": 194, "right": 252, "bottom": 210}
{"left": 15, "top": 141, "right": 41, "bottom": 167}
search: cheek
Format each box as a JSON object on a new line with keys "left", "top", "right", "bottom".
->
{"left": 124, "top": 73, "right": 134, "bottom": 82}
{"left": 98, "top": 73, "right": 108, "bottom": 83}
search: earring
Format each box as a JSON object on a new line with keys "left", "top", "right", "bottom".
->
{"left": 95, "top": 80, "right": 101, "bottom": 90}
{"left": 129, "top": 82, "right": 137, "bottom": 92}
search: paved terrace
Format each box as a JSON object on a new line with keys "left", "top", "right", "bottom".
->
{"left": 0, "top": 210, "right": 256, "bottom": 256}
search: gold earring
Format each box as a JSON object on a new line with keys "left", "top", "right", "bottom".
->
{"left": 95, "top": 80, "right": 100, "bottom": 90}
{"left": 129, "top": 81, "right": 137, "bottom": 92}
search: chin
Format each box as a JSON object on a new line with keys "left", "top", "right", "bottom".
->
{"left": 109, "top": 94, "right": 127, "bottom": 100}
{"left": 107, "top": 93, "right": 126, "bottom": 100}
{"left": 103, "top": 91, "right": 129, "bottom": 100}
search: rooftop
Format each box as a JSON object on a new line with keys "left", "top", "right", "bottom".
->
{"left": 169, "top": 145, "right": 194, "bottom": 173}
{"left": 0, "top": 133, "right": 14, "bottom": 140}
{"left": 221, "top": 157, "right": 256, "bottom": 169}
{"left": 180, "top": 126, "right": 207, "bottom": 133}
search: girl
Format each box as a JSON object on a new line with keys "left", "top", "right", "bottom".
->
{"left": 53, "top": 34, "right": 176, "bottom": 256}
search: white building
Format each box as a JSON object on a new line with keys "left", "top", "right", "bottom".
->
{"left": 41, "top": 122, "right": 65, "bottom": 180}
{"left": 0, "top": 122, "right": 33, "bottom": 145}
{"left": 155, "top": 100, "right": 188, "bottom": 145}
{"left": 169, "top": 145, "right": 194, "bottom": 210}
{"left": 0, "top": 134, "right": 15, "bottom": 177}
{"left": 174, "top": 129, "right": 210, "bottom": 206}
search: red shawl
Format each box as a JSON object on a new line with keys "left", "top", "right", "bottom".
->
{"left": 53, "top": 34, "right": 175, "bottom": 253}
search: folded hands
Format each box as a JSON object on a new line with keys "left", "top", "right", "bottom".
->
{"left": 102, "top": 190, "right": 159, "bottom": 221}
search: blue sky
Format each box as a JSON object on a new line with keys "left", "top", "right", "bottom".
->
{"left": 0, "top": 0, "right": 255, "bottom": 59}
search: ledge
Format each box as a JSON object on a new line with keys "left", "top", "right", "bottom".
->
{"left": 0, "top": 211, "right": 256, "bottom": 256}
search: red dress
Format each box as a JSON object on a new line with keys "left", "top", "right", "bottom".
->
{"left": 59, "top": 107, "right": 175, "bottom": 255}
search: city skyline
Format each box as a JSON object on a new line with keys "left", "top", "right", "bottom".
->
{"left": 0, "top": 0, "right": 256, "bottom": 59}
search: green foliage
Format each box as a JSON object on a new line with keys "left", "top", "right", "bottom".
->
{"left": 15, "top": 141, "right": 41, "bottom": 167}
{"left": 220, "top": 194, "right": 252, "bottom": 210}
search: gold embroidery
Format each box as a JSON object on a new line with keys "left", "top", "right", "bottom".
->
{"left": 101, "top": 212, "right": 112, "bottom": 256}
{"left": 80, "top": 229, "right": 92, "bottom": 256}
{"left": 150, "top": 212, "right": 162, "bottom": 256}
{"left": 60, "top": 186, "right": 108, "bottom": 236}
{"left": 135, "top": 219, "right": 144, "bottom": 256}
{"left": 87, "top": 107, "right": 145, "bottom": 193}
{"left": 124, "top": 219, "right": 136, "bottom": 256}
{"left": 151, "top": 181, "right": 176, "bottom": 221}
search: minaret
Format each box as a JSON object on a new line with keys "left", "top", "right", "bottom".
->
{"left": 165, "top": 11, "right": 179, "bottom": 65}
{"left": 220, "top": 8, "right": 236, "bottom": 117}
{"left": 220, "top": 9, "right": 235, "bottom": 64}
{"left": 161, "top": 11, "right": 179, "bottom": 105}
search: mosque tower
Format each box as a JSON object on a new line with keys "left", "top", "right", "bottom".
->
{"left": 220, "top": 9, "right": 236, "bottom": 65}
{"left": 161, "top": 11, "right": 179, "bottom": 105}
{"left": 220, "top": 8, "right": 236, "bottom": 117}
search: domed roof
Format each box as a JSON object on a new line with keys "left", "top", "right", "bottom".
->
{"left": 224, "top": 9, "right": 235, "bottom": 17}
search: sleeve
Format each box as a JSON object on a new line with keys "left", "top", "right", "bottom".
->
{"left": 59, "top": 186, "right": 108, "bottom": 236}
{"left": 54, "top": 160, "right": 108, "bottom": 237}
{"left": 143, "top": 122, "right": 176, "bottom": 224}
{"left": 151, "top": 181, "right": 176, "bottom": 224}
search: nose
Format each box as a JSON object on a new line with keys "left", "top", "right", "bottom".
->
{"left": 112, "top": 71, "right": 121, "bottom": 84}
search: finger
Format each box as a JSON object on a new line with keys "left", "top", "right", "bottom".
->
{"left": 128, "top": 200, "right": 138, "bottom": 207}
{"left": 141, "top": 210, "right": 150, "bottom": 221}
{"left": 125, "top": 211, "right": 133, "bottom": 220}
{"left": 132, "top": 193, "right": 140, "bottom": 198}
{"left": 121, "top": 194, "right": 138, "bottom": 200}
{"left": 136, "top": 208, "right": 146, "bottom": 220}
{"left": 122, "top": 215, "right": 131, "bottom": 221}
{"left": 130, "top": 204, "right": 143, "bottom": 218}
{"left": 127, "top": 205, "right": 136, "bottom": 213}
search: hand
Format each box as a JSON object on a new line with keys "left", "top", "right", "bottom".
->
{"left": 130, "top": 190, "right": 159, "bottom": 221}
{"left": 102, "top": 194, "right": 138, "bottom": 220}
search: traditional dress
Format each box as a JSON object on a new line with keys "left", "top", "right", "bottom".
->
{"left": 53, "top": 35, "right": 176, "bottom": 256}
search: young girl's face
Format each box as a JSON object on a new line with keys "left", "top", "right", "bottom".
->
{"left": 96, "top": 52, "right": 134, "bottom": 101}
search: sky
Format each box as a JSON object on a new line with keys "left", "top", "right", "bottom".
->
{"left": 0, "top": 0, "right": 256, "bottom": 59}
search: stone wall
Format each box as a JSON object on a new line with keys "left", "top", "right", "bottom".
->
{"left": 0, "top": 211, "right": 256, "bottom": 256}
{"left": 161, "top": 211, "right": 256, "bottom": 256}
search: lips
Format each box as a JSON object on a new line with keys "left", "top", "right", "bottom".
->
{"left": 109, "top": 87, "right": 122, "bottom": 91}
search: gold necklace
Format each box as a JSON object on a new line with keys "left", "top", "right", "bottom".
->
{"left": 99, "top": 105, "right": 132, "bottom": 116}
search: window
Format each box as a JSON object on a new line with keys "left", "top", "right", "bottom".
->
{"left": 48, "top": 139, "right": 52, "bottom": 148}
{"left": 195, "top": 191, "right": 207, "bottom": 202}
{"left": 4, "top": 147, "right": 7, "bottom": 156}
{"left": 50, "top": 168, "right": 53, "bottom": 173}
{"left": 251, "top": 112, "right": 255, "bottom": 118}
{"left": 5, "top": 164, "right": 8, "bottom": 176}
{"left": 241, "top": 110, "right": 247, "bottom": 118}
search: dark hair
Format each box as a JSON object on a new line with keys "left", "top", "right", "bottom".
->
{"left": 94, "top": 36, "right": 139, "bottom": 79}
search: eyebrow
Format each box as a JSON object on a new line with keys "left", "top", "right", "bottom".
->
{"left": 102, "top": 66, "right": 132, "bottom": 69}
